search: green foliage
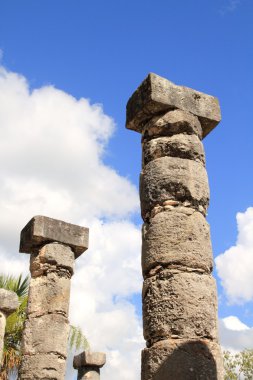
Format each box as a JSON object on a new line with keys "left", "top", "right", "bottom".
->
{"left": 223, "top": 349, "right": 253, "bottom": 380}
{"left": 0, "top": 274, "right": 29, "bottom": 380}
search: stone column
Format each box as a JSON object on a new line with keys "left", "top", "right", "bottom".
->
{"left": 73, "top": 351, "right": 106, "bottom": 380}
{"left": 126, "top": 73, "right": 224, "bottom": 379}
{"left": 19, "top": 215, "right": 89, "bottom": 380}
{"left": 0, "top": 289, "right": 19, "bottom": 367}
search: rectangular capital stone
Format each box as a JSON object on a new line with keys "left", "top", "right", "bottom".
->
{"left": 73, "top": 351, "right": 106, "bottom": 369}
{"left": 20, "top": 215, "right": 89, "bottom": 258}
{"left": 126, "top": 73, "right": 221, "bottom": 138}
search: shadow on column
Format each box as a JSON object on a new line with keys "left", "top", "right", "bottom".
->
{"left": 143, "top": 340, "right": 222, "bottom": 380}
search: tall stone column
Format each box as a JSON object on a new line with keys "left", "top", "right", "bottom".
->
{"left": 126, "top": 73, "right": 224, "bottom": 379}
{"left": 73, "top": 351, "right": 106, "bottom": 380}
{"left": 19, "top": 215, "right": 89, "bottom": 380}
{"left": 0, "top": 289, "right": 19, "bottom": 368}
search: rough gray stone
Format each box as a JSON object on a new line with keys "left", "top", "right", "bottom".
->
{"left": 142, "top": 133, "right": 205, "bottom": 167}
{"left": 30, "top": 243, "right": 75, "bottom": 278}
{"left": 142, "top": 110, "right": 203, "bottom": 139}
{"left": 0, "top": 311, "right": 6, "bottom": 367}
{"left": 0, "top": 289, "right": 19, "bottom": 315}
{"left": 26, "top": 272, "right": 71, "bottom": 317}
{"left": 140, "top": 156, "right": 209, "bottom": 220}
{"left": 142, "top": 270, "right": 218, "bottom": 343}
{"left": 0, "top": 290, "right": 19, "bottom": 366}
{"left": 20, "top": 215, "right": 89, "bottom": 258}
{"left": 77, "top": 368, "right": 100, "bottom": 380}
{"left": 19, "top": 353, "right": 66, "bottom": 379}
{"left": 22, "top": 314, "right": 69, "bottom": 358}
{"left": 142, "top": 339, "right": 224, "bottom": 380}
{"left": 126, "top": 73, "right": 221, "bottom": 138}
{"left": 142, "top": 209, "right": 213, "bottom": 276}
{"left": 73, "top": 351, "right": 106, "bottom": 368}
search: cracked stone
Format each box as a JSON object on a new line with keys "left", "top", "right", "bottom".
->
{"left": 142, "top": 270, "right": 218, "bottom": 342}
{"left": 142, "top": 134, "right": 205, "bottom": 166}
{"left": 142, "top": 209, "right": 213, "bottom": 275}
{"left": 140, "top": 156, "right": 209, "bottom": 220}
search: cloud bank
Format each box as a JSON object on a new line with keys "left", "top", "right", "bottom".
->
{"left": 220, "top": 316, "right": 253, "bottom": 353}
{"left": 0, "top": 66, "right": 143, "bottom": 379}
{"left": 215, "top": 207, "right": 253, "bottom": 304}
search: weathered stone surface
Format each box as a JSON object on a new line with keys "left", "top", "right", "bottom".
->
{"left": 0, "top": 289, "right": 19, "bottom": 315}
{"left": 140, "top": 157, "right": 209, "bottom": 220}
{"left": 142, "top": 270, "right": 218, "bottom": 343}
{"left": 73, "top": 351, "right": 106, "bottom": 368}
{"left": 142, "top": 110, "right": 203, "bottom": 139}
{"left": 1, "top": 291, "right": 19, "bottom": 364}
{"left": 20, "top": 215, "right": 89, "bottom": 258}
{"left": 26, "top": 273, "right": 71, "bottom": 317}
{"left": 30, "top": 243, "right": 75, "bottom": 278}
{"left": 20, "top": 353, "right": 66, "bottom": 379}
{"left": 22, "top": 314, "right": 69, "bottom": 358}
{"left": 142, "top": 133, "right": 205, "bottom": 167}
{"left": 77, "top": 367, "right": 100, "bottom": 380}
{"left": 142, "top": 339, "right": 224, "bottom": 380}
{"left": 0, "top": 311, "right": 6, "bottom": 366}
{"left": 142, "top": 209, "right": 213, "bottom": 276}
{"left": 126, "top": 73, "right": 221, "bottom": 138}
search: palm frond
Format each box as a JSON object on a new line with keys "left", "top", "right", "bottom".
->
{"left": 0, "top": 273, "right": 29, "bottom": 299}
{"left": 69, "top": 325, "right": 90, "bottom": 351}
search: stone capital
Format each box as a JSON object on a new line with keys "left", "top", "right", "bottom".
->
{"left": 19, "top": 215, "right": 89, "bottom": 258}
{"left": 0, "top": 289, "right": 19, "bottom": 316}
{"left": 73, "top": 351, "right": 106, "bottom": 369}
{"left": 126, "top": 73, "right": 221, "bottom": 138}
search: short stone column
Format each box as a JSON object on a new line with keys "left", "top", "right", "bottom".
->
{"left": 0, "top": 289, "right": 19, "bottom": 367}
{"left": 73, "top": 351, "right": 106, "bottom": 380}
{"left": 126, "top": 74, "right": 224, "bottom": 379}
{"left": 19, "top": 215, "right": 89, "bottom": 380}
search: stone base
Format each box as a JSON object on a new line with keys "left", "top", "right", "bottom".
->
{"left": 142, "top": 339, "right": 224, "bottom": 380}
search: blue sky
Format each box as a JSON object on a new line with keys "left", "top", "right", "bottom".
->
{"left": 0, "top": 0, "right": 253, "bottom": 378}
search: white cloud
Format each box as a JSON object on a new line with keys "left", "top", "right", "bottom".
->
{"left": 0, "top": 66, "right": 143, "bottom": 379}
{"left": 220, "top": 316, "right": 253, "bottom": 352}
{"left": 67, "top": 219, "right": 144, "bottom": 379}
{"left": 222, "top": 316, "right": 249, "bottom": 332}
{"left": 220, "top": 0, "right": 242, "bottom": 14}
{"left": 215, "top": 207, "right": 253, "bottom": 304}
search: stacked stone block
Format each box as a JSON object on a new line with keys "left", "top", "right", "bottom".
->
{"left": 19, "top": 215, "right": 89, "bottom": 380}
{"left": 0, "top": 289, "right": 19, "bottom": 368}
{"left": 73, "top": 351, "right": 106, "bottom": 380}
{"left": 126, "top": 73, "right": 224, "bottom": 379}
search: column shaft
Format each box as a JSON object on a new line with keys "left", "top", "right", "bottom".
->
{"left": 125, "top": 73, "right": 224, "bottom": 380}
{"left": 20, "top": 243, "right": 74, "bottom": 379}
{"left": 77, "top": 367, "right": 100, "bottom": 380}
{"left": 19, "top": 215, "right": 89, "bottom": 380}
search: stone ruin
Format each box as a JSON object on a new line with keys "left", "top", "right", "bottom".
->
{"left": 0, "top": 289, "right": 19, "bottom": 365}
{"left": 73, "top": 351, "right": 106, "bottom": 380}
{"left": 0, "top": 73, "right": 224, "bottom": 379}
{"left": 0, "top": 215, "right": 106, "bottom": 380}
{"left": 18, "top": 215, "right": 89, "bottom": 379}
{"left": 126, "top": 73, "right": 224, "bottom": 379}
